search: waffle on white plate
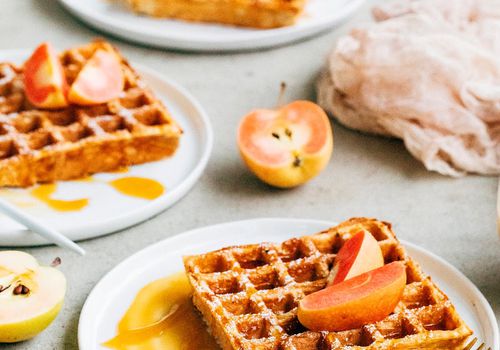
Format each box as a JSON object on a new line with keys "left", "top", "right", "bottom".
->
{"left": 184, "top": 217, "right": 472, "bottom": 350}
{"left": 124, "top": 0, "right": 306, "bottom": 29}
{"left": 0, "top": 40, "right": 182, "bottom": 187}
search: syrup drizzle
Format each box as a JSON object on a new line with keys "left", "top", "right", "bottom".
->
{"left": 108, "top": 177, "right": 164, "bottom": 200}
{"left": 103, "top": 272, "right": 219, "bottom": 350}
{"left": 30, "top": 184, "right": 89, "bottom": 212}
{"left": 27, "top": 175, "right": 165, "bottom": 212}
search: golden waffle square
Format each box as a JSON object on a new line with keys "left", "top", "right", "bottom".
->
{"left": 125, "top": 0, "right": 306, "bottom": 29}
{"left": 0, "top": 40, "right": 182, "bottom": 187}
{"left": 184, "top": 218, "right": 472, "bottom": 350}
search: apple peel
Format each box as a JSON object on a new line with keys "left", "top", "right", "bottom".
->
{"left": 298, "top": 261, "right": 406, "bottom": 331}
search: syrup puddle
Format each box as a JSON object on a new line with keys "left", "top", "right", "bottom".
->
{"left": 109, "top": 177, "right": 164, "bottom": 200}
{"left": 30, "top": 184, "right": 89, "bottom": 212}
{"left": 27, "top": 175, "right": 164, "bottom": 212}
{"left": 103, "top": 272, "right": 219, "bottom": 350}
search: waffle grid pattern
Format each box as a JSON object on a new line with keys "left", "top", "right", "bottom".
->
{"left": 184, "top": 218, "right": 472, "bottom": 350}
{"left": 0, "top": 40, "right": 181, "bottom": 187}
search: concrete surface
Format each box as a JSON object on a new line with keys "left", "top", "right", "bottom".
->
{"left": 0, "top": 0, "right": 498, "bottom": 349}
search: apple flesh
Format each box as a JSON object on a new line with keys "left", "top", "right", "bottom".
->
{"left": 327, "top": 230, "right": 384, "bottom": 286}
{"left": 0, "top": 251, "right": 66, "bottom": 343}
{"left": 24, "top": 42, "right": 68, "bottom": 109}
{"left": 297, "top": 262, "right": 406, "bottom": 331}
{"left": 237, "top": 101, "right": 333, "bottom": 188}
{"left": 68, "top": 49, "right": 124, "bottom": 105}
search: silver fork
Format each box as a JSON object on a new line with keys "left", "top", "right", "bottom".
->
{"left": 463, "top": 337, "right": 491, "bottom": 350}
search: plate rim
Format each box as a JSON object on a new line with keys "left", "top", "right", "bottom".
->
{"left": 0, "top": 50, "right": 214, "bottom": 246}
{"left": 77, "top": 217, "right": 500, "bottom": 350}
{"left": 56, "top": 0, "right": 366, "bottom": 51}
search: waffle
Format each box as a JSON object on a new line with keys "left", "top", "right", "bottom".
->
{"left": 124, "top": 0, "right": 306, "bottom": 29}
{"left": 0, "top": 40, "right": 182, "bottom": 187}
{"left": 183, "top": 218, "right": 472, "bottom": 350}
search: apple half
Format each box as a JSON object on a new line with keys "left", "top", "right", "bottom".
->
{"left": 238, "top": 100, "right": 333, "bottom": 188}
{"left": 0, "top": 251, "right": 66, "bottom": 343}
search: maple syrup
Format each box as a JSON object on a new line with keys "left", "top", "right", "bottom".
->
{"left": 30, "top": 184, "right": 88, "bottom": 211}
{"left": 108, "top": 177, "right": 164, "bottom": 200}
{"left": 27, "top": 175, "right": 164, "bottom": 212}
{"left": 103, "top": 272, "right": 219, "bottom": 350}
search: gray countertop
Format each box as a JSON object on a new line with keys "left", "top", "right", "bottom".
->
{"left": 1, "top": 0, "right": 499, "bottom": 349}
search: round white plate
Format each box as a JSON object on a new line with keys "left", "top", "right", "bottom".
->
{"left": 0, "top": 51, "right": 213, "bottom": 246}
{"left": 57, "top": 0, "right": 366, "bottom": 51}
{"left": 78, "top": 218, "right": 499, "bottom": 350}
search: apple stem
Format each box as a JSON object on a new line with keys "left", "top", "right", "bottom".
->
{"left": 277, "top": 82, "right": 287, "bottom": 108}
{"left": 293, "top": 155, "right": 302, "bottom": 167}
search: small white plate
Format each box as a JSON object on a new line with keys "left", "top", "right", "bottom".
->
{"left": 78, "top": 218, "right": 499, "bottom": 350}
{"left": 0, "top": 51, "right": 213, "bottom": 246}
{"left": 57, "top": 0, "right": 366, "bottom": 51}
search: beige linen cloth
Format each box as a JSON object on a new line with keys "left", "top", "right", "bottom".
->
{"left": 317, "top": 0, "right": 500, "bottom": 176}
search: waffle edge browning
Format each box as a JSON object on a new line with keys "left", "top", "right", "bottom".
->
{"left": 0, "top": 40, "right": 182, "bottom": 187}
{"left": 183, "top": 218, "right": 472, "bottom": 350}
{"left": 125, "top": 0, "right": 306, "bottom": 29}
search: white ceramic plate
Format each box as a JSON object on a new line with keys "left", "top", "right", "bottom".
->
{"left": 78, "top": 218, "right": 499, "bottom": 350}
{"left": 0, "top": 51, "right": 213, "bottom": 246}
{"left": 57, "top": 0, "right": 366, "bottom": 51}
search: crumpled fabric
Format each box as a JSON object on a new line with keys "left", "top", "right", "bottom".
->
{"left": 317, "top": 0, "right": 500, "bottom": 176}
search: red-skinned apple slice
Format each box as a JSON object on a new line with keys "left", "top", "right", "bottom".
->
{"left": 238, "top": 100, "right": 333, "bottom": 188}
{"left": 298, "top": 261, "right": 406, "bottom": 331}
{"left": 68, "top": 49, "right": 124, "bottom": 105}
{"left": 327, "top": 230, "right": 384, "bottom": 286}
{"left": 24, "top": 42, "right": 68, "bottom": 109}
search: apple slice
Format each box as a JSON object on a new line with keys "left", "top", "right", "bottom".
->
{"left": 297, "top": 262, "right": 406, "bottom": 331}
{"left": 238, "top": 100, "right": 333, "bottom": 188}
{"left": 327, "top": 230, "right": 384, "bottom": 286}
{"left": 0, "top": 251, "right": 66, "bottom": 343}
{"left": 68, "top": 49, "right": 124, "bottom": 105}
{"left": 24, "top": 42, "right": 68, "bottom": 109}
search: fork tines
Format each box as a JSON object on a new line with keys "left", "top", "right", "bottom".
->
{"left": 464, "top": 337, "right": 491, "bottom": 350}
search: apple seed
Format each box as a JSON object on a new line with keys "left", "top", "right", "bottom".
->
{"left": 51, "top": 257, "right": 62, "bottom": 267}
{"left": 13, "top": 284, "right": 30, "bottom": 295}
